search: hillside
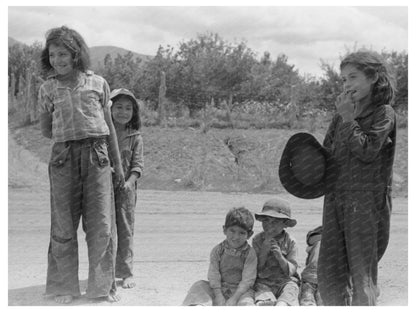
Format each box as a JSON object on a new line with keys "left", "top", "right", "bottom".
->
{"left": 8, "top": 37, "right": 23, "bottom": 46}
{"left": 8, "top": 36, "right": 152, "bottom": 70}
{"left": 89, "top": 45, "right": 152, "bottom": 70}
{"left": 8, "top": 112, "right": 408, "bottom": 197}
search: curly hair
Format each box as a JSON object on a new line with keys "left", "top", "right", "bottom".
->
{"left": 40, "top": 25, "right": 90, "bottom": 74}
{"left": 224, "top": 207, "right": 254, "bottom": 234}
{"left": 340, "top": 50, "right": 396, "bottom": 106}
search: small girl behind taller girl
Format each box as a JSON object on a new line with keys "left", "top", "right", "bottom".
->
{"left": 109, "top": 88, "right": 144, "bottom": 289}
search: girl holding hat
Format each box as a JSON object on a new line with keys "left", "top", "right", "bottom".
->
{"left": 317, "top": 50, "right": 396, "bottom": 306}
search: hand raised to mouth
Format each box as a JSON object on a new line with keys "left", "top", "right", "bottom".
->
{"left": 335, "top": 90, "right": 355, "bottom": 122}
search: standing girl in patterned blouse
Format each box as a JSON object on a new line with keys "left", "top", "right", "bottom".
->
{"left": 38, "top": 25, "right": 124, "bottom": 304}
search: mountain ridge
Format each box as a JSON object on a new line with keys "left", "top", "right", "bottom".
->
{"left": 8, "top": 36, "right": 153, "bottom": 70}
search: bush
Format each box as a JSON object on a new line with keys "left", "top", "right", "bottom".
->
{"left": 210, "top": 120, "right": 233, "bottom": 129}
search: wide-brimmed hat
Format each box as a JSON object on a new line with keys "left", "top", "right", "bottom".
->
{"left": 279, "top": 132, "right": 338, "bottom": 199}
{"left": 255, "top": 198, "right": 297, "bottom": 227}
{"left": 109, "top": 88, "right": 138, "bottom": 108}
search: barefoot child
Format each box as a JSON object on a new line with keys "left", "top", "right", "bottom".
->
{"left": 252, "top": 198, "right": 300, "bottom": 306}
{"left": 110, "top": 88, "right": 144, "bottom": 289}
{"left": 38, "top": 26, "right": 124, "bottom": 303}
{"left": 182, "top": 207, "right": 257, "bottom": 306}
{"left": 318, "top": 50, "right": 397, "bottom": 305}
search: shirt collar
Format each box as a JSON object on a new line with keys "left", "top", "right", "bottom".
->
{"left": 223, "top": 240, "right": 249, "bottom": 252}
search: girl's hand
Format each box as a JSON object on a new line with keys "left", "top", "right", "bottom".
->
{"left": 335, "top": 90, "right": 355, "bottom": 122}
{"left": 123, "top": 180, "right": 135, "bottom": 192}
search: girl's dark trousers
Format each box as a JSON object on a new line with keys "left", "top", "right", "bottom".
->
{"left": 114, "top": 184, "right": 137, "bottom": 279}
{"left": 45, "top": 138, "right": 117, "bottom": 298}
{"left": 318, "top": 189, "right": 391, "bottom": 306}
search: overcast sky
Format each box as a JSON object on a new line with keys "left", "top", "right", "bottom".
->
{"left": 7, "top": 4, "right": 408, "bottom": 78}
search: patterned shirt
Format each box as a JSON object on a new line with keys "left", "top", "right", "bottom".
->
{"left": 252, "top": 231, "right": 299, "bottom": 287}
{"left": 38, "top": 71, "right": 110, "bottom": 142}
{"left": 208, "top": 240, "right": 257, "bottom": 293}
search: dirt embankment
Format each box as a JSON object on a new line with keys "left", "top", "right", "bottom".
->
{"left": 8, "top": 118, "right": 408, "bottom": 197}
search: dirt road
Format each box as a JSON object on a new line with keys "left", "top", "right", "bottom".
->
{"left": 8, "top": 132, "right": 408, "bottom": 306}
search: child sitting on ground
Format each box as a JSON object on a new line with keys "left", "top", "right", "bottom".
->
{"left": 182, "top": 207, "right": 257, "bottom": 306}
{"left": 299, "top": 225, "right": 323, "bottom": 306}
{"left": 252, "top": 198, "right": 300, "bottom": 306}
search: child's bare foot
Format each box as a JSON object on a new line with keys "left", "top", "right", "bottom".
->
{"left": 54, "top": 295, "right": 73, "bottom": 304}
{"left": 90, "top": 290, "right": 120, "bottom": 303}
{"left": 106, "top": 289, "right": 121, "bottom": 302}
{"left": 122, "top": 276, "right": 136, "bottom": 288}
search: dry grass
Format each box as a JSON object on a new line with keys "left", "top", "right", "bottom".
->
{"left": 8, "top": 109, "right": 407, "bottom": 197}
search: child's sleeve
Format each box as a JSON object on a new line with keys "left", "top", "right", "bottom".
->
{"left": 130, "top": 135, "right": 144, "bottom": 177}
{"left": 306, "top": 240, "right": 320, "bottom": 268}
{"left": 338, "top": 105, "right": 396, "bottom": 162}
{"left": 239, "top": 247, "right": 258, "bottom": 290}
{"left": 207, "top": 245, "right": 222, "bottom": 290}
{"left": 252, "top": 234, "right": 261, "bottom": 255}
{"left": 286, "top": 237, "right": 299, "bottom": 277}
{"left": 101, "top": 78, "right": 110, "bottom": 110}
{"left": 38, "top": 84, "right": 53, "bottom": 114}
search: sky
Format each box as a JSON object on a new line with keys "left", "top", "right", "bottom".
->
{"left": 6, "top": 2, "right": 409, "bottom": 78}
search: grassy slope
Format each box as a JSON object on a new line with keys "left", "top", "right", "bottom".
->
{"left": 8, "top": 113, "right": 408, "bottom": 197}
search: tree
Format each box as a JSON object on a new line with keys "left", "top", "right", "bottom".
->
{"left": 383, "top": 51, "right": 408, "bottom": 111}
{"left": 137, "top": 45, "right": 178, "bottom": 109}
{"left": 8, "top": 41, "right": 43, "bottom": 95}
{"left": 173, "top": 33, "right": 227, "bottom": 116}
{"left": 247, "top": 53, "right": 302, "bottom": 107}
{"left": 219, "top": 40, "right": 256, "bottom": 112}
{"left": 317, "top": 61, "right": 343, "bottom": 111}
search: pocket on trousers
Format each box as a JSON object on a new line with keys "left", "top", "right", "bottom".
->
{"left": 348, "top": 192, "right": 375, "bottom": 215}
{"left": 50, "top": 142, "right": 70, "bottom": 167}
{"left": 92, "top": 141, "right": 110, "bottom": 167}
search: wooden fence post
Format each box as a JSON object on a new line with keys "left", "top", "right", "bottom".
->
{"left": 9, "top": 73, "right": 16, "bottom": 111}
{"left": 27, "top": 61, "right": 39, "bottom": 123}
{"left": 158, "top": 71, "right": 167, "bottom": 127}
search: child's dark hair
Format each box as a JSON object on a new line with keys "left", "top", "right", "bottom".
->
{"left": 340, "top": 50, "right": 396, "bottom": 106}
{"left": 224, "top": 207, "right": 254, "bottom": 234}
{"left": 40, "top": 25, "right": 90, "bottom": 74}
{"left": 111, "top": 94, "right": 142, "bottom": 130}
